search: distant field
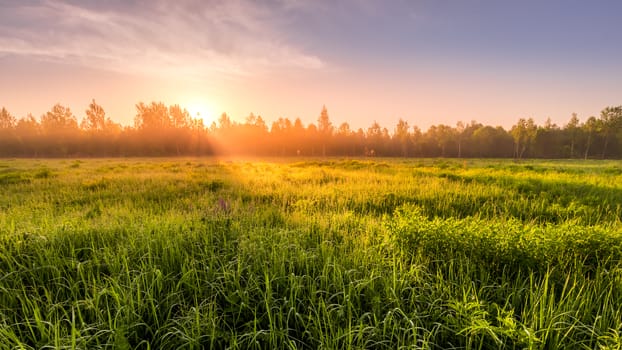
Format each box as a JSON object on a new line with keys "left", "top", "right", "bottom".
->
{"left": 1, "top": 158, "right": 621, "bottom": 349}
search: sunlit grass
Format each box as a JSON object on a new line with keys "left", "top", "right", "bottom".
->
{"left": 0, "top": 158, "right": 621, "bottom": 348}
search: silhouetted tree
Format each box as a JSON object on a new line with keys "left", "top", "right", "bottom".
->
{"left": 394, "top": 119, "right": 410, "bottom": 157}
{"left": 0, "top": 107, "right": 17, "bottom": 156}
{"left": 271, "top": 117, "right": 293, "bottom": 155}
{"left": 411, "top": 126, "right": 423, "bottom": 156}
{"left": 306, "top": 123, "right": 318, "bottom": 156}
{"left": 40, "top": 104, "right": 79, "bottom": 156}
{"left": 317, "top": 106, "right": 333, "bottom": 156}
{"left": 41, "top": 104, "right": 78, "bottom": 132}
{"left": 0, "top": 107, "right": 16, "bottom": 130}
{"left": 169, "top": 105, "right": 193, "bottom": 155}
{"left": 2, "top": 98, "right": 622, "bottom": 159}
{"left": 366, "top": 121, "right": 383, "bottom": 156}
{"left": 133, "top": 102, "right": 173, "bottom": 155}
{"left": 15, "top": 114, "right": 40, "bottom": 156}
{"left": 81, "top": 100, "right": 110, "bottom": 155}
{"left": 82, "top": 99, "right": 106, "bottom": 132}
{"left": 292, "top": 118, "right": 305, "bottom": 155}
{"left": 135, "top": 102, "right": 170, "bottom": 130}
{"left": 335, "top": 122, "right": 353, "bottom": 156}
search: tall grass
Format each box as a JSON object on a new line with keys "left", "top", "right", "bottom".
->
{"left": 0, "top": 158, "right": 620, "bottom": 349}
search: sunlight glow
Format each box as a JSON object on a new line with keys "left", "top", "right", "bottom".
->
{"left": 183, "top": 100, "right": 218, "bottom": 126}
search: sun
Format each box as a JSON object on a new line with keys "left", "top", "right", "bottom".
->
{"left": 183, "top": 100, "right": 218, "bottom": 126}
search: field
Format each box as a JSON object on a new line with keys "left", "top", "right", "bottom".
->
{"left": 1, "top": 158, "right": 622, "bottom": 349}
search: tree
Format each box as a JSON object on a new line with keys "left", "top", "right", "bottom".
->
{"left": 335, "top": 122, "right": 353, "bottom": 155}
{"left": 394, "top": 119, "right": 410, "bottom": 157}
{"left": 15, "top": 114, "right": 39, "bottom": 134}
{"left": 254, "top": 116, "right": 267, "bottom": 133}
{"left": 472, "top": 126, "right": 514, "bottom": 157}
{"left": 599, "top": 106, "right": 622, "bottom": 158}
{"left": 39, "top": 104, "right": 79, "bottom": 156}
{"left": 218, "top": 112, "right": 232, "bottom": 130}
{"left": 411, "top": 126, "right": 423, "bottom": 156}
{"left": 134, "top": 102, "right": 170, "bottom": 130}
{"left": 337, "top": 122, "right": 351, "bottom": 136}
{"left": 455, "top": 121, "right": 465, "bottom": 158}
{"left": 168, "top": 105, "right": 193, "bottom": 155}
{"left": 82, "top": 99, "right": 106, "bottom": 132}
{"left": 306, "top": 123, "right": 318, "bottom": 156}
{"left": 270, "top": 117, "right": 292, "bottom": 155}
{"left": 0, "top": 107, "right": 16, "bottom": 130}
{"left": 14, "top": 114, "right": 40, "bottom": 156}
{"left": 244, "top": 114, "right": 268, "bottom": 155}
{"left": 81, "top": 100, "right": 117, "bottom": 155}
{"left": 0, "top": 107, "right": 17, "bottom": 156}
{"left": 565, "top": 113, "right": 580, "bottom": 158}
{"left": 317, "top": 105, "right": 333, "bottom": 156}
{"left": 41, "top": 104, "right": 78, "bottom": 133}
{"left": 134, "top": 102, "right": 185, "bottom": 155}
{"left": 366, "top": 121, "right": 383, "bottom": 156}
{"left": 583, "top": 116, "right": 599, "bottom": 159}
{"left": 169, "top": 105, "right": 192, "bottom": 129}
{"left": 292, "top": 118, "right": 305, "bottom": 155}
{"left": 510, "top": 118, "right": 537, "bottom": 159}
{"left": 192, "top": 118, "right": 206, "bottom": 156}
{"left": 427, "top": 124, "right": 455, "bottom": 157}
{"left": 534, "top": 117, "right": 561, "bottom": 158}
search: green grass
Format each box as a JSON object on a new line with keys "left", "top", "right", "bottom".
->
{"left": 0, "top": 157, "right": 621, "bottom": 349}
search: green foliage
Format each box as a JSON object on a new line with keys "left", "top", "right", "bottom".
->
{"left": 0, "top": 168, "right": 30, "bottom": 185}
{"left": 0, "top": 158, "right": 621, "bottom": 349}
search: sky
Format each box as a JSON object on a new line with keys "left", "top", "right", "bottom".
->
{"left": 1, "top": 0, "right": 622, "bottom": 131}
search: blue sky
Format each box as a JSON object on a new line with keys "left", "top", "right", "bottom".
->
{"left": 1, "top": 0, "right": 621, "bottom": 130}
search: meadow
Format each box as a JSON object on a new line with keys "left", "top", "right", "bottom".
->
{"left": 0, "top": 157, "right": 621, "bottom": 349}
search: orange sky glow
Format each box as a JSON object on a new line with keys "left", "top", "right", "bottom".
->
{"left": 1, "top": 1, "right": 621, "bottom": 131}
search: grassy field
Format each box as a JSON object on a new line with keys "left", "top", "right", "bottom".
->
{"left": 1, "top": 157, "right": 621, "bottom": 349}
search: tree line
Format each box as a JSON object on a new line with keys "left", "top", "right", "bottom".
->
{"left": 1, "top": 100, "right": 621, "bottom": 158}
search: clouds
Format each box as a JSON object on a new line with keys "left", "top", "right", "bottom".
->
{"left": 0, "top": 0, "right": 324, "bottom": 78}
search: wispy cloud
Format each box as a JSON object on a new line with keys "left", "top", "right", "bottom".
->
{"left": 0, "top": 0, "right": 324, "bottom": 78}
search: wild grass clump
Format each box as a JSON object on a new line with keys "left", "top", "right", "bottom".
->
{"left": 0, "top": 158, "right": 620, "bottom": 348}
{"left": 33, "top": 168, "right": 54, "bottom": 179}
{"left": 387, "top": 204, "right": 622, "bottom": 275}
